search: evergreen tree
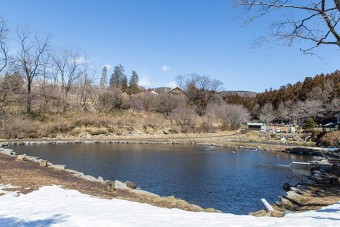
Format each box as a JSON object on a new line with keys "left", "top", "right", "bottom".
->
{"left": 109, "top": 64, "right": 125, "bottom": 88}
{"left": 303, "top": 118, "right": 317, "bottom": 130}
{"left": 128, "top": 70, "right": 139, "bottom": 94}
{"left": 121, "top": 74, "right": 128, "bottom": 93}
{"left": 100, "top": 66, "right": 108, "bottom": 89}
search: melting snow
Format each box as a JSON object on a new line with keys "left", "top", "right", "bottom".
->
{"left": 0, "top": 185, "right": 339, "bottom": 226}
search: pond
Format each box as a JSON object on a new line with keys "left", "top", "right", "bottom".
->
{"left": 13, "top": 143, "right": 313, "bottom": 214}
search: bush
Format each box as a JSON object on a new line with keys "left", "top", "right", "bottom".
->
{"left": 303, "top": 118, "right": 317, "bottom": 130}
{"left": 0, "top": 118, "right": 42, "bottom": 139}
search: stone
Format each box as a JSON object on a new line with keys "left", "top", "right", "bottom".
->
{"left": 51, "top": 165, "right": 66, "bottom": 170}
{"left": 97, "top": 176, "right": 104, "bottom": 182}
{"left": 40, "top": 160, "right": 48, "bottom": 167}
{"left": 0, "top": 142, "right": 9, "bottom": 147}
{"left": 125, "top": 181, "right": 137, "bottom": 189}
{"left": 16, "top": 155, "right": 26, "bottom": 162}
{"left": 105, "top": 180, "right": 115, "bottom": 192}
{"left": 114, "top": 180, "right": 128, "bottom": 189}
{"left": 283, "top": 183, "right": 291, "bottom": 191}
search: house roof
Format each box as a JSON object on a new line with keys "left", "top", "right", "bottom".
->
{"left": 247, "top": 122, "right": 265, "bottom": 126}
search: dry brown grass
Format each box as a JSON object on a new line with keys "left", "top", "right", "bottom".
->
{"left": 319, "top": 131, "right": 340, "bottom": 146}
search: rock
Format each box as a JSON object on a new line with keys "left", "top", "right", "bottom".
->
{"left": 133, "top": 189, "right": 160, "bottom": 197}
{"left": 125, "top": 181, "right": 137, "bottom": 189}
{"left": 105, "top": 180, "right": 115, "bottom": 191}
{"left": 0, "top": 142, "right": 9, "bottom": 147}
{"left": 283, "top": 183, "right": 291, "bottom": 191}
{"left": 269, "top": 210, "right": 284, "bottom": 217}
{"left": 114, "top": 180, "right": 128, "bottom": 189}
{"left": 16, "top": 155, "right": 26, "bottom": 162}
{"left": 40, "top": 160, "right": 48, "bottom": 167}
{"left": 82, "top": 175, "right": 98, "bottom": 181}
{"left": 97, "top": 176, "right": 104, "bottom": 182}
{"left": 51, "top": 165, "right": 66, "bottom": 170}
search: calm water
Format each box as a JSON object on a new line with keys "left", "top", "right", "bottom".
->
{"left": 13, "top": 144, "right": 312, "bottom": 214}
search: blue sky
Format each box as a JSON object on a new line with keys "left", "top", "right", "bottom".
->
{"left": 1, "top": 0, "right": 339, "bottom": 92}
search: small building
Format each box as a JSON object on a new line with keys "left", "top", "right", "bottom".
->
{"left": 168, "top": 87, "right": 183, "bottom": 95}
{"left": 323, "top": 123, "right": 340, "bottom": 132}
{"left": 247, "top": 122, "right": 266, "bottom": 131}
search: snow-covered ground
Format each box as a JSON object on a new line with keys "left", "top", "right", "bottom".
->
{"left": 0, "top": 185, "right": 339, "bottom": 227}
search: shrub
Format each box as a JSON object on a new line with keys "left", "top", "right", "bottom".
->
{"left": 303, "top": 118, "right": 317, "bottom": 130}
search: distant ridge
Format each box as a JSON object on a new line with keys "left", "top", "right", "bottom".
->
{"left": 147, "top": 87, "right": 257, "bottom": 97}
{"left": 219, "top": 90, "right": 257, "bottom": 97}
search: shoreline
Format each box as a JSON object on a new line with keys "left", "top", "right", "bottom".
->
{"left": 0, "top": 134, "right": 330, "bottom": 152}
{"left": 1, "top": 137, "right": 339, "bottom": 217}
{"left": 0, "top": 147, "right": 216, "bottom": 213}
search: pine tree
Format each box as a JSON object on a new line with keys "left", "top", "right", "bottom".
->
{"left": 121, "top": 74, "right": 128, "bottom": 93}
{"left": 109, "top": 64, "right": 125, "bottom": 89}
{"left": 128, "top": 70, "right": 139, "bottom": 94}
{"left": 100, "top": 66, "right": 108, "bottom": 89}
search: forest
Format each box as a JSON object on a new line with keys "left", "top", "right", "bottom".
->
{"left": 223, "top": 71, "right": 340, "bottom": 125}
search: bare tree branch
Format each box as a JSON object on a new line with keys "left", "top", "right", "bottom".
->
{"left": 237, "top": 0, "right": 340, "bottom": 54}
{"left": 16, "top": 27, "right": 50, "bottom": 113}
{"left": 0, "top": 17, "right": 9, "bottom": 74}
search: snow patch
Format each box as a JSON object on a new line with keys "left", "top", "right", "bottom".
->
{"left": 0, "top": 185, "right": 339, "bottom": 226}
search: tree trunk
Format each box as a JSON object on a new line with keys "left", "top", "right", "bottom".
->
{"left": 26, "top": 81, "right": 32, "bottom": 113}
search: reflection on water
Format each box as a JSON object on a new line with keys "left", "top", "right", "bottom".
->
{"left": 13, "top": 144, "right": 313, "bottom": 214}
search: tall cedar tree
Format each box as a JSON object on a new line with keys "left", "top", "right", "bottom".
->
{"left": 109, "top": 64, "right": 125, "bottom": 89}
{"left": 128, "top": 70, "right": 139, "bottom": 94}
{"left": 100, "top": 66, "right": 108, "bottom": 89}
{"left": 121, "top": 74, "right": 128, "bottom": 93}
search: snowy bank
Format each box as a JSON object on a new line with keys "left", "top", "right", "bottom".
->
{"left": 0, "top": 185, "right": 339, "bottom": 226}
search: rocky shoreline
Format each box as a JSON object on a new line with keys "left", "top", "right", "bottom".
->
{"left": 1, "top": 139, "right": 339, "bottom": 217}
{"left": 0, "top": 146, "right": 163, "bottom": 198}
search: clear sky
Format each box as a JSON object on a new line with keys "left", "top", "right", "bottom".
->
{"left": 1, "top": 0, "right": 339, "bottom": 92}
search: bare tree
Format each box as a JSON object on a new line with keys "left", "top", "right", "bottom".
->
{"left": 16, "top": 28, "right": 50, "bottom": 113}
{"left": 276, "top": 101, "right": 291, "bottom": 123}
{"left": 220, "top": 104, "right": 250, "bottom": 127}
{"left": 95, "top": 88, "right": 125, "bottom": 113}
{"left": 176, "top": 73, "right": 223, "bottom": 115}
{"left": 237, "top": 0, "right": 340, "bottom": 53}
{"left": 259, "top": 103, "right": 275, "bottom": 124}
{"left": 77, "top": 69, "right": 96, "bottom": 112}
{"left": 325, "top": 97, "right": 340, "bottom": 116}
{"left": 170, "top": 106, "right": 197, "bottom": 132}
{"left": 0, "top": 17, "right": 9, "bottom": 74}
{"left": 52, "top": 48, "right": 86, "bottom": 110}
{"left": 130, "top": 93, "right": 144, "bottom": 114}
{"left": 155, "top": 93, "right": 186, "bottom": 116}
{"left": 297, "top": 99, "right": 324, "bottom": 119}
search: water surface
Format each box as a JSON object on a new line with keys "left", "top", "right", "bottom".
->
{"left": 13, "top": 143, "right": 312, "bottom": 214}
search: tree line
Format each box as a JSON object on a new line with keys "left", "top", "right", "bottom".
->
{"left": 0, "top": 15, "right": 338, "bottom": 133}
{"left": 0, "top": 16, "right": 252, "bottom": 133}
{"left": 223, "top": 71, "right": 340, "bottom": 125}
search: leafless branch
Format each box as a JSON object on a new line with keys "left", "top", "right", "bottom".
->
{"left": 0, "top": 17, "right": 9, "bottom": 74}
{"left": 237, "top": 0, "right": 340, "bottom": 54}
